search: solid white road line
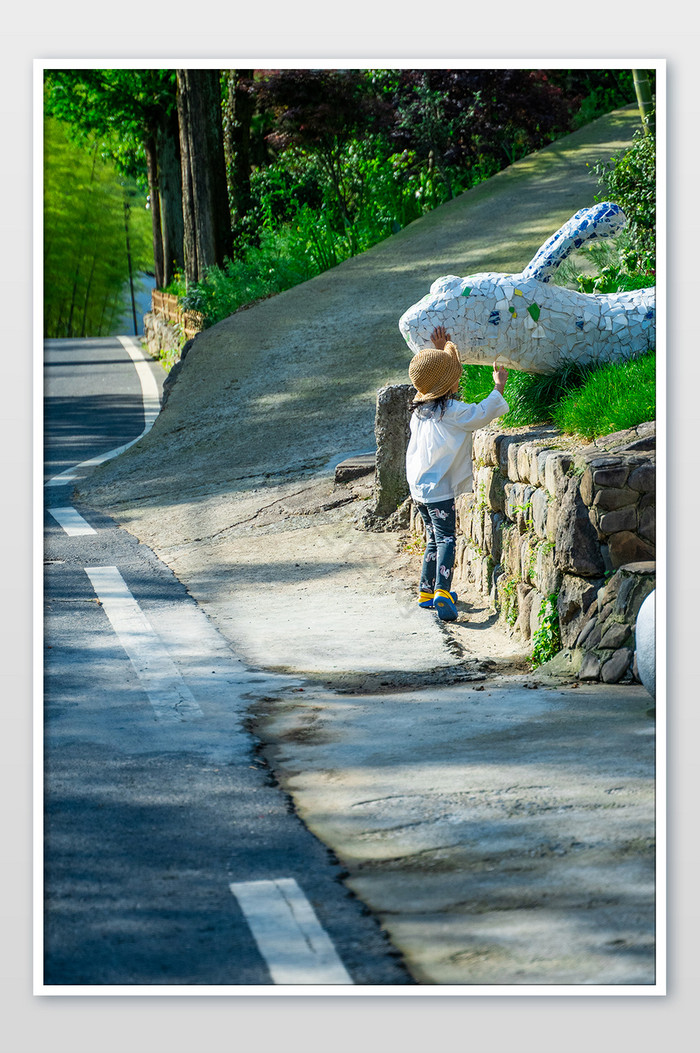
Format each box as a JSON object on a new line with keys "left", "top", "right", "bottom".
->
{"left": 85, "top": 566, "right": 203, "bottom": 723}
{"left": 46, "top": 335, "right": 161, "bottom": 487}
{"left": 48, "top": 506, "right": 97, "bottom": 536}
{"left": 229, "top": 878, "right": 354, "bottom": 985}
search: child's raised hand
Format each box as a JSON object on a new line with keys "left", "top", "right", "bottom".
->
{"left": 493, "top": 361, "right": 508, "bottom": 393}
{"left": 430, "top": 325, "right": 451, "bottom": 350}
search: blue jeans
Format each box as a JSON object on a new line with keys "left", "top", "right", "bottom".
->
{"left": 416, "top": 498, "right": 456, "bottom": 595}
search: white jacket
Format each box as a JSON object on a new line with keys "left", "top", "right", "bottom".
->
{"left": 406, "top": 389, "right": 509, "bottom": 504}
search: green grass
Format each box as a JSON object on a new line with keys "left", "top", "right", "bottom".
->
{"left": 552, "top": 351, "right": 655, "bottom": 439}
{"left": 459, "top": 350, "right": 655, "bottom": 441}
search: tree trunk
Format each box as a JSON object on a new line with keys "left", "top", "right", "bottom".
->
{"left": 633, "top": 70, "right": 655, "bottom": 136}
{"left": 156, "top": 113, "right": 184, "bottom": 286}
{"left": 224, "top": 69, "right": 256, "bottom": 245}
{"left": 144, "top": 135, "right": 165, "bottom": 289}
{"left": 177, "top": 69, "right": 232, "bottom": 285}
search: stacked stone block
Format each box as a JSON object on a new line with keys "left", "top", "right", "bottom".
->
{"left": 408, "top": 419, "right": 656, "bottom": 683}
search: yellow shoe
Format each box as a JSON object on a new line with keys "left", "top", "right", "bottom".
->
{"left": 433, "top": 588, "right": 458, "bottom": 621}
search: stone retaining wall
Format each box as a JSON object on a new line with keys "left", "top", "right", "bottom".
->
{"left": 407, "top": 413, "right": 656, "bottom": 683}
{"left": 143, "top": 311, "right": 185, "bottom": 363}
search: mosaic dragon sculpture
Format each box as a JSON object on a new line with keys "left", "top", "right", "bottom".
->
{"left": 398, "top": 202, "right": 655, "bottom": 374}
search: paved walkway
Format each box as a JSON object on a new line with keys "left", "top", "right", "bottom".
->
{"left": 79, "top": 105, "right": 657, "bottom": 987}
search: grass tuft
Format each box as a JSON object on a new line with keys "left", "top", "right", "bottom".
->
{"left": 552, "top": 351, "right": 655, "bottom": 439}
{"left": 459, "top": 350, "right": 655, "bottom": 440}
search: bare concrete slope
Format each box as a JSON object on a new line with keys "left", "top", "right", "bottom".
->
{"left": 81, "top": 106, "right": 640, "bottom": 515}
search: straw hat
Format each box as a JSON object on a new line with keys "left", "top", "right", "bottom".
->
{"left": 408, "top": 341, "right": 463, "bottom": 403}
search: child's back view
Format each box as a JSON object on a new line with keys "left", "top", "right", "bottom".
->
{"left": 407, "top": 325, "right": 509, "bottom": 621}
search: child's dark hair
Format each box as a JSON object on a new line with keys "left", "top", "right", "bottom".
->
{"left": 411, "top": 392, "right": 458, "bottom": 420}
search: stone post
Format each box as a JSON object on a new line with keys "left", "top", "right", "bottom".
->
{"left": 372, "top": 383, "right": 415, "bottom": 518}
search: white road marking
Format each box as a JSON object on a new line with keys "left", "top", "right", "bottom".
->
{"left": 85, "top": 566, "right": 203, "bottom": 723}
{"left": 46, "top": 336, "right": 161, "bottom": 486}
{"left": 230, "top": 878, "right": 353, "bottom": 985}
{"left": 48, "top": 506, "right": 96, "bottom": 536}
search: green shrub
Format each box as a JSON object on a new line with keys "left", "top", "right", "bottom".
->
{"left": 595, "top": 126, "right": 655, "bottom": 272}
{"left": 176, "top": 232, "right": 318, "bottom": 326}
{"left": 498, "top": 575, "right": 519, "bottom": 627}
{"left": 576, "top": 266, "right": 653, "bottom": 295}
{"left": 531, "top": 593, "right": 562, "bottom": 667}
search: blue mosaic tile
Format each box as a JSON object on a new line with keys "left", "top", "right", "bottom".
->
{"left": 398, "top": 203, "right": 656, "bottom": 375}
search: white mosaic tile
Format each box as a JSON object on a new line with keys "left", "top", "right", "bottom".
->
{"left": 398, "top": 202, "right": 656, "bottom": 374}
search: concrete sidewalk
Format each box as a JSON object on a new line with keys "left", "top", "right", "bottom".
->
{"left": 77, "top": 105, "right": 656, "bottom": 986}
{"left": 252, "top": 673, "right": 655, "bottom": 987}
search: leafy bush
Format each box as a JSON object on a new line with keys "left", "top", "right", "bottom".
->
{"left": 176, "top": 232, "right": 317, "bottom": 326}
{"left": 595, "top": 125, "right": 655, "bottom": 272}
{"left": 576, "top": 266, "right": 653, "bottom": 294}
{"left": 531, "top": 593, "right": 562, "bottom": 668}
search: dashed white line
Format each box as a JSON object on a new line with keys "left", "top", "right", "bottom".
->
{"left": 230, "top": 878, "right": 354, "bottom": 985}
{"left": 85, "top": 566, "right": 203, "bottom": 723}
{"left": 48, "top": 506, "right": 96, "bottom": 536}
{"left": 46, "top": 336, "right": 161, "bottom": 487}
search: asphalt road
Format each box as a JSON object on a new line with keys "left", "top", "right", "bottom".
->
{"left": 42, "top": 337, "right": 411, "bottom": 988}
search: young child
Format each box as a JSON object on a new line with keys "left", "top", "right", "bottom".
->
{"left": 406, "top": 325, "right": 509, "bottom": 621}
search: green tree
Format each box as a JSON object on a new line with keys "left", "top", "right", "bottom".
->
{"left": 254, "top": 70, "right": 393, "bottom": 230}
{"left": 44, "top": 117, "right": 152, "bottom": 337}
{"left": 176, "top": 69, "right": 233, "bottom": 285}
{"left": 44, "top": 69, "right": 183, "bottom": 288}
{"left": 223, "top": 70, "right": 257, "bottom": 247}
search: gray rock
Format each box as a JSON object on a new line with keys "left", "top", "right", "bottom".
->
{"left": 598, "top": 572, "right": 621, "bottom": 610}
{"left": 516, "top": 584, "right": 536, "bottom": 638}
{"left": 594, "top": 487, "right": 636, "bottom": 511}
{"left": 638, "top": 505, "right": 655, "bottom": 542}
{"left": 580, "top": 467, "right": 595, "bottom": 506}
{"left": 529, "top": 590, "right": 545, "bottom": 637}
{"left": 557, "top": 575, "right": 601, "bottom": 648}
{"left": 531, "top": 486, "right": 549, "bottom": 539}
{"left": 614, "top": 567, "right": 656, "bottom": 623}
{"left": 372, "top": 384, "right": 414, "bottom": 517}
{"left": 579, "top": 652, "right": 602, "bottom": 681}
{"left": 544, "top": 452, "right": 573, "bottom": 498}
{"left": 555, "top": 477, "right": 607, "bottom": 577}
{"left": 628, "top": 462, "right": 656, "bottom": 492}
{"left": 489, "top": 512, "right": 505, "bottom": 565}
{"left": 535, "top": 542, "right": 562, "bottom": 597}
{"left": 499, "top": 436, "right": 521, "bottom": 476}
{"left": 503, "top": 524, "right": 522, "bottom": 579}
{"left": 536, "top": 448, "right": 558, "bottom": 486}
{"left": 608, "top": 531, "right": 655, "bottom": 569}
{"left": 601, "top": 648, "right": 634, "bottom": 684}
{"left": 599, "top": 620, "right": 633, "bottom": 650}
{"left": 576, "top": 615, "right": 598, "bottom": 648}
{"left": 486, "top": 468, "right": 507, "bottom": 514}
{"left": 592, "top": 464, "right": 631, "bottom": 488}
{"left": 474, "top": 428, "right": 499, "bottom": 467}
{"left": 334, "top": 453, "right": 376, "bottom": 483}
{"left": 520, "top": 535, "right": 536, "bottom": 585}
{"left": 598, "top": 505, "right": 638, "bottom": 535}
